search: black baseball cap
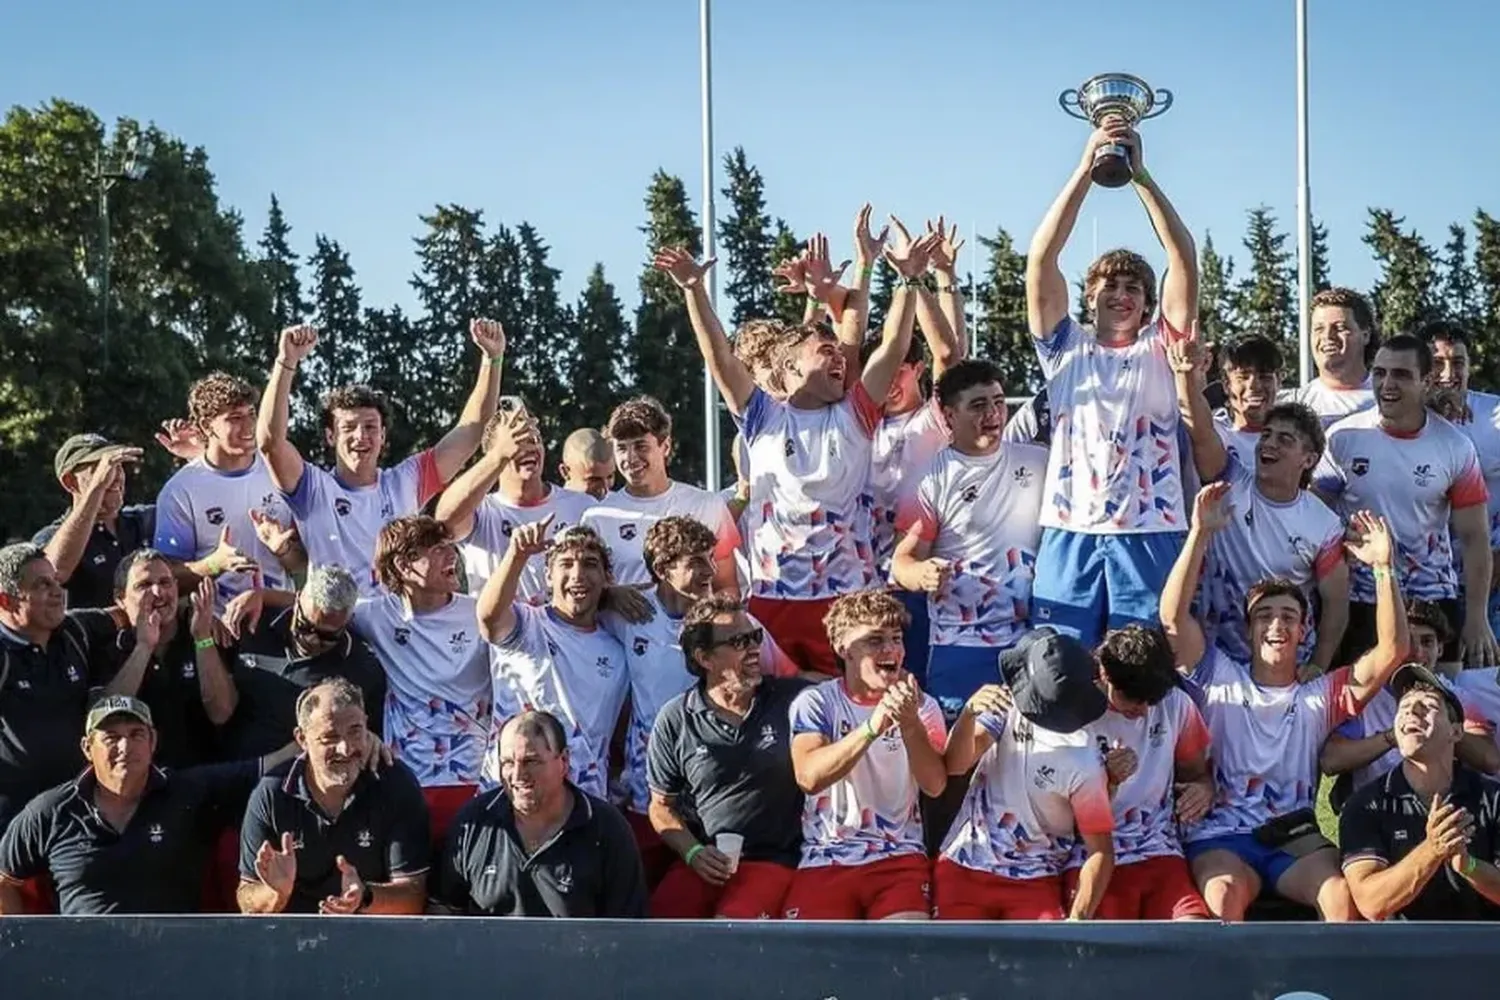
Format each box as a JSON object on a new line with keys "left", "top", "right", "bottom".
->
{"left": 54, "top": 433, "right": 124, "bottom": 480}
{"left": 1389, "top": 663, "right": 1464, "bottom": 723}
{"left": 999, "top": 628, "right": 1108, "bottom": 734}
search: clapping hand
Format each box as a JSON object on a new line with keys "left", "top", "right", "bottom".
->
{"left": 853, "top": 203, "right": 889, "bottom": 269}
{"left": 319, "top": 856, "right": 368, "bottom": 915}
{"left": 1192, "top": 482, "right": 1233, "bottom": 535}
{"left": 884, "top": 217, "right": 941, "bottom": 280}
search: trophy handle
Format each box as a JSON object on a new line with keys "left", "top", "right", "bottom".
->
{"left": 1058, "top": 89, "right": 1090, "bottom": 121}
{"left": 1142, "top": 88, "right": 1174, "bottom": 119}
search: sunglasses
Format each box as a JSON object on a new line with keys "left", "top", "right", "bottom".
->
{"left": 711, "top": 627, "right": 764, "bottom": 652}
{"left": 293, "top": 609, "right": 346, "bottom": 643}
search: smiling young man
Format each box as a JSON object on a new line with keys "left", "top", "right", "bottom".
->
{"left": 1024, "top": 115, "right": 1199, "bottom": 647}
{"left": 1314, "top": 335, "right": 1496, "bottom": 669}
{"left": 257, "top": 321, "right": 505, "bottom": 595}
{"left": 580, "top": 397, "right": 740, "bottom": 593}
{"left": 891, "top": 359, "right": 1048, "bottom": 721}
{"left": 437, "top": 405, "right": 596, "bottom": 602}
{"left": 781, "top": 590, "right": 947, "bottom": 921}
{"left": 1212, "top": 336, "right": 1284, "bottom": 470}
{"left": 558, "top": 429, "right": 617, "bottom": 501}
{"left": 1282, "top": 287, "right": 1378, "bottom": 428}
{"left": 477, "top": 522, "right": 628, "bottom": 802}
{"left": 1162, "top": 485, "right": 1409, "bottom": 921}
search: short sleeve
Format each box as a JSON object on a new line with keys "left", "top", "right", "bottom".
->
{"left": 646, "top": 703, "right": 686, "bottom": 797}
{"left": 918, "top": 695, "right": 947, "bottom": 752}
{"left": 788, "top": 684, "right": 834, "bottom": 739}
{"left": 895, "top": 474, "right": 940, "bottom": 542}
{"left": 1034, "top": 316, "right": 1083, "bottom": 377}
{"left": 494, "top": 601, "right": 542, "bottom": 652}
{"left": 1002, "top": 402, "right": 1039, "bottom": 446}
{"left": 1334, "top": 716, "right": 1365, "bottom": 740}
{"left": 1311, "top": 441, "right": 1346, "bottom": 498}
{"left": 1338, "top": 790, "right": 1392, "bottom": 870}
{"left": 430, "top": 802, "right": 478, "bottom": 912}
{"left": 383, "top": 768, "right": 432, "bottom": 878}
{"left": 976, "top": 709, "right": 1009, "bottom": 742}
{"left": 1069, "top": 762, "right": 1115, "bottom": 837}
{"left": 282, "top": 464, "right": 321, "bottom": 520}
{"left": 741, "top": 387, "right": 774, "bottom": 442}
{"left": 237, "top": 780, "right": 279, "bottom": 881}
{"left": 0, "top": 801, "right": 53, "bottom": 881}
{"left": 847, "top": 382, "right": 882, "bottom": 437}
{"left": 1172, "top": 694, "right": 1212, "bottom": 765}
{"left": 1317, "top": 665, "right": 1361, "bottom": 728}
{"left": 708, "top": 496, "right": 741, "bottom": 561}
{"left": 153, "top": 476, "right": 198, "bottom": 560}
{"left": 1449, "top": 445, "right": 1490, "bottom": 510}
{"left": 413, "top": 449, "right": 445, "bottom": 506}
{"left": 1313, "top": 532, "right": 1346, "bottom": 581}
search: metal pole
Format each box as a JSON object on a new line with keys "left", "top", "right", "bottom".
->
{"left": 1295, "top": 0, "right": 1314, "bottom": 386}
{"left": 699, "top": 0, "right": 722, "bottom": 491}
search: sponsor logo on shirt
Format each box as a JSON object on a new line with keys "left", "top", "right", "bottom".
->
{"left": 1351, "top": 457, "right": 1370, "bottom": 476}
{"left": 1033, "top": 764, "right": 1057, "bottom": 789}
{"left": 1148, "top": 721, "right": 1165, "bottom": 748}
{"left": 1244, "top": 508, "right": 1255, "bottom": 527}
{"left": 182, "top": 659, "right": 196, "bottom": 680}
{"left": 148, "top": 824, "right": 164, "bottom": 844}
{"left": 448, "top": 630, "right": 470, "bottom": 654}
{"left": 757, "top": 723, "right": 778, "bottom": 750}
{"left": 206, "top": 506, "right": 226, "bottom": 526}
{"left": 357, "top": 829, "right": 373, "bottom": 848}
{"left": 393, "top": 627, "right": 411, "bottom": 647}
{"left": 595, "top": 656, "right": 615, "bottom": 677}
{"left": 1012, "top": 467, "right": 1034, "bottom": 488}
{"left": 1413, "top": 464, "right": 1434, "bottom": 488}
{"left": 555, "top": 865, "right": 573, "bottom": 894}
{"left": 66, "top": 665, "right": 80, "bottom": 684}
{"left": 334, "top": 498, "right": 352, "bottom": 517}
{"left": 632, "top": 637, "right": 649, "bottom": 656}
{"left": 960, "top": 485, "right": 981, "bottom": 504}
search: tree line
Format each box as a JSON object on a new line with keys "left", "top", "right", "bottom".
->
{"left": 2, "top": 98, "right": 1498, "bottom": 538}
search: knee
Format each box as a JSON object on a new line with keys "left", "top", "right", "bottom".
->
{"left": 1201, "top": 877, "right": 1251, "bottom": 922}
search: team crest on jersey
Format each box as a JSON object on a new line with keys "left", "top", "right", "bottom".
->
{"left": 1148, "top": 721, "right": 1165, "bottom": 748}
{"left": 380, "top": 501, "right": 394, "bottom": 519}
{"left": 546, "top": 639, "right": 561, "bottom": 657}
{"left": 1351, "top": 457, "right": 1370, "bottom": 476}
{"left": 66, "top": 665, "right": 80, "bottom": 684}
{"left": 182, "top": 659, "right": 196, "bottom": 680}
{"left": 1243, "top": 508, "right": 1255, "bottom": 527}
{"left": 393, "top": 627, "right": 411, "bottom": 647}
{"left": 836, "top": 720, "right": 852, "bottom": 739}
{"left": 1033, "top": 764, "right": 1057, "bottom": 789}
{"left": 784, "top": 439, "right": 796, "bottom": 458}
{"left": 756, "top": 723, "right": 778, "bottom": 750}
{"left": 148, "top": 823, "right": 165, "bottom": 844}
{"left": 206, "top": 507, "right": 226, "bottom": 526}
{"left": 1012, "top": 467, "right": 1034, "bottom": 488}
{"left": 357, "top": 829, "right": 373, "bottom": 848}
{"left": 334, "top": 498, "right": 352, "bottom": 517}
{"left": 501, "top": 519, "right": 515, "bottom": 537}
{"left": 448, "top": 630, "right": 469, "bottom": 653}
{"left": 555, "top": 865, "right": 573, "bottom": 894}
{"left": 633, "top": 637, "right": 649, "bottom": 656}
{"left": 620, "top": 524, "right": 637, "bottom": 541}
{"left": 960, "top": 485, "right": 980, "bottom": 504}
{"left": 1413, "top": 464, "right": 1434, "bottom": 487}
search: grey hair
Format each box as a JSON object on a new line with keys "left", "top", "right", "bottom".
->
{"left": 499, "top": 710, "right": 569, "bottom": 756}
{"left": 112, "top": 548, "right": 170, "bottom": 598}
{"left": 294, "top": 676, "right": 366, "bottom": 728}
{"left": 301, "top": 564, "right": 360, "bottom": 615}
{"left": 0, "top": 543, "right": 46, "bottom": 599}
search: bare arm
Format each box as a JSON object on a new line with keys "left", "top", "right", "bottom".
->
{"left": 791, "top": 729, "right": 879, "bottom": 796}
{"left": 103, "top": 640, "right": 154, "bottom": 699}
{"left": 926, "top": 217, "right": 968, "bottom": 373}
{"left": 1169, "top": 338, "right": 1228, "bottom": 482}
{"left": 1453, "top": 503, "right": 1498, "bottom": 665}
{"left": 476, "top": 516, "right": 551, "bottom": 643}
{"left": 44, "top": 448, "right": 141, "bottom": 583}
{"left": 1128, "top": 144, "right": 1197, "bottom": 334}
{"left": 1068, "top": 832, "right": 1115, "bottom": 920}
{"left": 859, "top": 285, "right": 917, "bottom": 403}
{"left": 433, "top": 451, "right": 504, "bottom": 542}
{"left": 899, "top": 703, "right": 947, "bottom": 798}
{"left": 1026, "top": 155, "right": 1095, "bottom": 338}
{"left": 360, "top": 875, "right": 428, "bottom": 915}
{"left": 1161, "top": 486, "right": 1225, "bottom": 673}
{"left": 236, "top": 879, "right": 289, "bottom": 915}
{"left": 0, "top": 878, "right": 24, "bottom": 916}
{"left": 431, "top": 320, "right": 506, "bottom": 484}
{"left": 889, "top": 528, "right": 935, "bottom": 594}
{"left": 256, "top": 326, "right": 313, "bottom": 493}
{"left": 1319, "top": 730, "right": 1394, "bottom": 776}
{"left": 1344, "top": 514, "right": 1407, "bottom": 702}
{"left": 647, "top": 792, "right": 699, "bottom": 857}
{"left": 1458, "top": 733, "right": 1500, "bottom": 775}
{"left": 913, "top": 286, "right": 962, "bottom": 380}
{"left": 655, "top": 249, "right": 757, "bottom": 416}
{"left": 1312, "top": 563, "right": 1350, "bottom": 673}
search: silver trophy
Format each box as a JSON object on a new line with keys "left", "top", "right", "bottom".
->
{"left": 1058, "top": 73, "right": 1173, "bottom": 188}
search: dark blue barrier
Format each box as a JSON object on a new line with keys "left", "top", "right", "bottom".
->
{"left": 0, "top": 917, "right": 1489, "bottom": 998}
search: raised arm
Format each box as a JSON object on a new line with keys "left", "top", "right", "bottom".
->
{"left": 859, "top": 220, "right": 937, "bottom": 402}
{"left": 475, "top": 515, "right": 552, "bottom": 643}
{"left": 1027, "top": 123, "right": 1124, "bottom": 337}
{"left": 1344, "top": 512, "right": 1409, "bottom": 703}
{"left": 1167, "top": 326, "right": 1228, "bottom": 481}
{"left": 433, "top": 410, "right": 536, "bottom": 542}
{"left": 430, "top": 319, "right": 505, "bottom": 483}
{"left": 1161, "top": 483, "right": 1232, "bottom": 672}
{"left": 188, "top": 576, "right": 238, "bottom": 725}
{"left": 42, "top": 447, "right": 143, "bottom": 584}
{"left": 654, "top": 249, "right": 757, "bottom": 416}
{"left": 257, "top": 324, "right": 315, "bottom": 493}
{"left": 924, "top": 217, "right": 968, "bottom": 377}
{"left": 1120, "top": 128, "right": 1197, "bottom": 334}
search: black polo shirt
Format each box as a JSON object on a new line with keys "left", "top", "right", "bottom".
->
{"left": 238, "top": 757, "right": 430, "bottom": 913}
{"left": 433, "top": 784, "right": 646, "bottom": 918}
{"left": 219, "top": 609, "right": 387, "bottom": 760}
{"left": 73, "top": 607, "right": 219, "bottom": 769}
{"left": 647, "top": 677, "right": 810, "bottom": 867}
{"left": 0, "top": 617, "right": 94, "bottom": 833}
{"left": 1340, "top": 761, "right": 1500, "bottom": 920}
{"left": 0, "top": 760, "right": 260, "bottom": 914}
{"left": 33, "top": 504, "right": 156, "bottom": 611}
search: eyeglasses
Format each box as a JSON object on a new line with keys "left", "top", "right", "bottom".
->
{"left": 710, "top": 627, "right": 764, "bottom": 652}
{"left": 293, "top": 608, "right": 346, "bottom": 644}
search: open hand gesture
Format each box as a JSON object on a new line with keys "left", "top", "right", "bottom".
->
{"left": 487, "top": 408, "right": 540, "bottom": 463}
{"left": 189, "top": 576, "right": 216, "bottom": 641}
{"left": 653, "top": 248, "right": 716, "bottom": 290}
{"left": 470, "top": 319, "right": 506, "bottom": 359}
{"left": 884, "top": 217, "right": 940, "bottom": 279}
{"left": 249, "top": 509, "right": 299, "bottom": 559}
{"left": 924, "top": 216, "right": 964, "bottom": 276}
{"left": 154, "top": 419, "right": 204, "bottom": 462}
{"left": 509, "top": 513, "right": 555, "bottom": 559}
{"left": 772, "top": 254, "right": 809, "bottom": 295}
{"left": 278, "top": 324, "right": 318, "bottom": 366}
{"left": 853, "top": 203, "right": 889, "bottom": 267}
{"left": 1192, "top": 482, "right": 1233, "bottom": 534}
{"left": 254, "top": 832, "right": 298, "bottom": 902}
{"left": 1343, "top": 510, "right": 1394, "bottom": 569}
{"left": 319, "top": 856, "right": 368, "bottom": 915}
{"left": 803, "top": 233, "right": 850, "bottom": 302}
{"left": 205, "top": 526, "right": 260, "bottom": 578}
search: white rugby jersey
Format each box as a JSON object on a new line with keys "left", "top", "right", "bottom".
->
{"left": 870, "top": 399, "right": 949, "bottom": 578}
{"left": 154, "top": 455, "right": 291, "bottom": 604}
{"left": 1280, "top": 376, "right": 1375, "bottom": 429}
{"left": 789, "top": 679, "right": 946, "bottom": 868}
{"left": 1212, "top": 416, "right": 1263, "bottom": 474}
{"left": 580, "top": 481, "right": 740, "bottom": 587}
{"left": 486, "top": 603, "right": 628, "bottom": 799}
{"left": 1184, "top": 648, "right": 1360, "bottom": 841}
{"left": 740, "top": 385, "right": 881, "bottom": 600}
{"left": 1034, "top": 316, "right": 1186, "bottom": 535}
{"left": 352, "top": 592, "right": 491, "bottom": 788}
{"left": 896, "top": 443, "right": 1048, "bottom": 648}
{"left": 1314, "top": 410, "right": 1488, "bottom": 603}
{"left": 285, "top": 451, "right": 443, "bottom": 596}
{"left": 603, "top": 592, "right": 797, "bottom": 813}
{"left": 461, "top": 486, "right": 596, "bottom": 601}
{"left": 1454, "top": 668, "right": 1500, "bottom": 751}
{"left": 1450, "top": 391, "right": 1500, "bottom": 550}
{"left": 1202, "top": 456, "right": 1344, "bottom": 662}
{"left": 940, "top": 708, "right": 1114, "bottom": 880}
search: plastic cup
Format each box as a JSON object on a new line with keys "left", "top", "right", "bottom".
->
{"left": 715, "top": 832, "right": 744, "bottom": 874}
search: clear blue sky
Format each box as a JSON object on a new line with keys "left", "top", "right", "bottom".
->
{"left": 6, "top": 0, "right": 1496, "bottom": 321}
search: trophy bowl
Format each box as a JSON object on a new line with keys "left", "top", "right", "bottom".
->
{"left": 1058, "top": 73, "right": 1173, "bottom": 188}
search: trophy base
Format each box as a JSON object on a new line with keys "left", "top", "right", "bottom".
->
{"left": 1090, "top": 147, "right": 1133, "bottom": 188}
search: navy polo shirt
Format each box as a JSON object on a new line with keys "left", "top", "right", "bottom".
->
{"left": 433, "top": 784, "right": 646, "bottom": 918}
{"left": 72, "top": 607, "right": 220, "bottom": 769}
{"left": 647, "top": 677, "right": 810, "bottom": 867}
{"left": 0, "top": 760, "right": 260, "bottom": 914}
{"left": 1340, "top": 762, "right": 1500, "bottom": 921}
{"left": 238, "top": 757, "right": 430, "bottom": 913}
{"left": 0, "top": 618, "right": 94, "bottom": 832}
{"left": 33, "top": 504, "right": 156, "bottom": 612}
{"left": 219, "top": 609, "right": 387, "bottom": 760}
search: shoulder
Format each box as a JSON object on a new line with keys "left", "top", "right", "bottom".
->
{"left": 586, "top": 793, "right": 635, "bottom": 838}
{"left": 1009, "top": 442, "right": 1050, "bottom": 471}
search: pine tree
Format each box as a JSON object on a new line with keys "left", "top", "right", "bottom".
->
{"left": 973, "top": 226, "right": 1037, "bottom": 392}
{"left": 1471, "top": 210, "right": 1500, "bottom": 386}
{"left": 1232, "top": 207, "right": 1296, "bottom": 364}
{"left": 768, "top": 219, "right": 805, "bottom": 326}
{"left": 1310, "top": 219, "right": 1331, "bottom": 293}
{"left": 515, "top": 223, "right": 573, "bottom": 452}
{"left": 410, "top": 205, "right": 489, "bottom": 445}
{"left": 1073, "top": 276, "right": 1091, "bottom": 326}
{"left": 634, "top": 170, "right": 711, "bottom": 485}
{"left": 1440, "top": 223, "right": 1479, "bottom": 324}
{"left": 258, "top": 195, "right": 305, "bottom": 331}
{"left": 362, "top": 305, "right": 421, "bottom": 460}
{"left": 868, "top": 258, "right": 896, "bottom": 333}
{"left": 1197, "top": 232, "right": 1239, "bottom": 345}
{"left": 569, "top": 263, "right": 630, "bottom": 438}
{"left": 302, "top": 235, "right": 363, "bottom": 461}
{"left": 1363, "top": 208, "right": 1439, "bottom": 337}
{"left": 718, "top": 147, "right": 775, "bottom": 328}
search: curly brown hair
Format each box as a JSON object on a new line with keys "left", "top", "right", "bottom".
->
{"left": 322, "top": 384, "right": 393, "bottom": 432}
{"left": 374, "top": 516, "right": 452, "bottom": 595}
{"left": 606, "top": 396, "right": 672, "bottom": 443}
{"left": 642, "top": 516, "right": 717, "bottom": 584}
{"left": 545, "top": 525, "right": 613, "bottom": 579}
{"left": 733, "top": 319, "right": 792, "bottom": 371}
{"left": 187, "top": 372, "right": 257, "bottom": 429}
{"left": 823, "top": 589, "right": 910, "bottom": 649}
{"left": 1084, "top": 249, "right": 1158, "bottom": 322}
